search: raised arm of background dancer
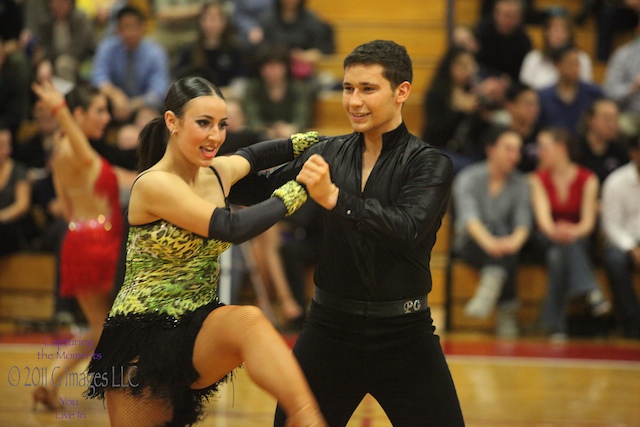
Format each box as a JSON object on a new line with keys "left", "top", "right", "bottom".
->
{"left": 31, "top": 80, "right": 97, "bottom": 167}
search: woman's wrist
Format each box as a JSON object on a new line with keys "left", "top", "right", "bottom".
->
{"left": 50, "top": 99, "right": 67, "bottom": 116}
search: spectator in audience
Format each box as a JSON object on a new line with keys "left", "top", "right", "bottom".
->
{"left": 260, "top": 0, "right": 335, "bottom": 81}
{"left": 575, "top": 98, "right": 629, "bottom": 183}
{"left": 36, "top": 0, "right": 96, "bottom": 83}
{"left": 475, "top": 0, "right": 532, "bottom": 81}
{"left": 530, "top": 127, "right": 611, "bottom": 340}
{"left": 243, "top": 46, "right": 313, "bottom": 139}
{"left": 503, "top": 82, "right": 541, "bottom": 172}
{"left": 0, "top": 37, "right": 30, "bottom": 141}
{"left": 538, "top": 46, "right": 604, "bottom": 136}
{"left": 175, "top": 1, "right": 247, "bottom": 99}
{"left": 601, "top": 135, "right": 640, "bottom": 338}
{"left": 451, "top": 25, "right": 480, "bottom": 54}
{"left": 603, "top": 29, "right": 640, "bottom": 137}
{"left": 520, "top": 11, "right": 593, "bottom": 90}
{"left": 574, "top": 0, "right": 639, "bottom": 62}
{"left": 217, "top": 98, "right": 264, "bottom": 155}
{"left": 149, "top": 0, "right": 205, "bottom": 59}
{"left": 422, "top": 47, "right": 479, "bottom": 154}
{"left": 453, "top": 127, "right": 532, "bottom": 337}
{"left": 0, "top": 126, "right": 31, "bottom": 255}
{"left": 12, "top": 101, "right": 59, "bottom": 181}
{"left": 480, "top": 0, "right": 548, "bottom": 25}
{"left": 91, "top": 5, "right": 169, "bottom": 122}
{"left": 232, "top": 0, "right": 272, "bottom": 49}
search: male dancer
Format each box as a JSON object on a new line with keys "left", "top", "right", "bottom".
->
{"left": 232, "top": 40, "right": 465, "bottom": 426}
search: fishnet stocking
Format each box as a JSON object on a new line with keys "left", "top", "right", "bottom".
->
{"left": 106, "top": 388, "right": 173, "bottom": 427}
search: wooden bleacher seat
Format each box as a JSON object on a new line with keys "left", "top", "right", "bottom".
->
{"left": 0, "top": 252, "right": 56, "bottom": 332}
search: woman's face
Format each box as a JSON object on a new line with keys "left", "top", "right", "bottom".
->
{"left": 536, "top": 131, "right": 563, "bottom": 169}
{"left": 450, "top": 52, "right": 477, "bottom": 86}
{"left": 546, "top": 17, "right": 571, "bottom": 49}
{"left": 200, "top": 5, "right": 227, "bottom": 39}
{"left": 173, "top": 95, "right": 228, "bottom": 167}
{"left": 261, "top": 60, "right": 288, "bottom": 84}
{"left": 77, "top": 94, "right": 111, "bottom": 140}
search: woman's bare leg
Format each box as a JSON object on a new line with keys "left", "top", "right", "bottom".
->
{"left": 191, "top": 305, "right": 325, "bottom": 426}
{"left": 45, "top": 293, "right": 111, "bottom": 399}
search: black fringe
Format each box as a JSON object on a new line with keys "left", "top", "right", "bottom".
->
{"left": 86, "top": 300, "right": 232, "bottom": 426}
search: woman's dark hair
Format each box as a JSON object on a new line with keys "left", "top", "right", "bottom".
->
{"left": 116, "top": 5, "right": 146, "bottom": 23}
{"left": 65, "top": 84, "right": 102, "bottom": 112}
{"left": 542, "top": 11, "right": 574, "bottom": 58}
{"left": 344, "top": 39, "right": 412, "bottom": 89}
{"left": 252, "top": 44, "right": 291, "bottom": 78}
{"left": 540, "top": 126, "right": 577, "bottom": 161}
{"left": 138, "top": 76, "right": 224, "bottom": 171}
{"left": 483, "top": 125, "right": 521, "bottom": 148}
{"left": 427, "top": 47, "right": 471, "bottom": 107}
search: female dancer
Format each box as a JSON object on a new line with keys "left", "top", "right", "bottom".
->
{"left": 30, "top": 82, "right": 123, "bottom": 410}
{"left": 85, "top": 76, "right": 325, "bottom": 426}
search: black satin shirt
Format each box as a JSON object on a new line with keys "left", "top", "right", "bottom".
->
{"left": 230, "top": 123, "right": 453, "bottom": 302}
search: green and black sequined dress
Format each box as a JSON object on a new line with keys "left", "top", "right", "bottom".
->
{"left": 86, "top": 219, "right": 233, "bottom": 426}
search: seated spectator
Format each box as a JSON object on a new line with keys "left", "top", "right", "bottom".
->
{"left": 422, "top": 47, "right": 480, "bottom": 158}
{"left": 520, "top": 11, "right": 593, "bottom": 90}
{"left": 91, "top": 5, "right": 169, "bottom": 122}
{"left": 260, "top": 0, "right": 335, "bottom": 81}
{"left": 538, "top": 46, "right": 604, "bottom": 136}
{"left": 453, "top": 127, "right": 532, "bottom": 337}
{"left": 0, "top": 37, "right": 30, "bottom": 140}
{"left": 231, "top": 0, "right": 272, "bottom": 50}
{"left": 451, "top": 25, "right": 480, "bottom": 54}
{"left": 503, "top": 83, "right": 541, "bottom": 172}
{"left": 243, "top": 46, "right": 314, "bottom": 139}
{"left": 35, "top": 0, "right": 96, "bottom": 83}
{"left": 574, "top": 0, "right": 639, "bottom": 62}
{"left": 530, "top": 127, "right": 611, "bottom": 340}
{"left": 575, "top": 98, "right": 629, "bottom": 183}
{"left": 175, "top": 1, "right": 247, "bottom": 99}
{"left": 217, "top": 98, "right": 264, "bottom": 155}
{"left": 149, "top": 0, "right": 203, "bottom": 58}
{"left": 475, "top": 0, "right": 532, "bottom": 81}
{"left": 480, "top": 0, "right": 548, "bottom": 25}
{"left": 603, "top": 28, "right": 640, "bottom": 136}
{"left": 0, "top": 126, "right": 32, "bottom": 255}
{"left": 12, "top": 101, "right": 59, "bottom": 182}
{"left": 601, "top": 136, "right": 640, "bottom": 338}
{"left": 423, "top": 47, "right": 508, "bottom": 172}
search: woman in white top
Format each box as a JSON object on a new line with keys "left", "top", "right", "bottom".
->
{"left": 520, "top": 12, "right": 592, "bottom": 90}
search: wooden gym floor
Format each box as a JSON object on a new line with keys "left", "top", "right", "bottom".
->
{"left": 1, "top": 307, "right": 639, "bottom": 427}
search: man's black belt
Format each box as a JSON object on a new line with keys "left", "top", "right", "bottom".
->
{"left": 313, "top": 286, "right": 428, "bottom": 317}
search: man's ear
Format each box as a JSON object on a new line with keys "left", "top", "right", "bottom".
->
{"left": 396, "top": 81, "right": 411, "bottom": 104}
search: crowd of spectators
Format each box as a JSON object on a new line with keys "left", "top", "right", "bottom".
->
{"left": 434, "top": 0, "right": 640, "bottom": 340}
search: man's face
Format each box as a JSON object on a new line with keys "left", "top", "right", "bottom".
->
{"left": 556, "top": 50, "right": 580, "bottom": 83}
{"left": 508, "top": 89, "right": 539, "bottom": 125}
{"left": 494, "top": 1, "right": 523, "bottom": 35}
{"left": 118, "top": 14, "right": 145, "bottom": 50}
{"left": 342, "top": 64, "right": 406, "bottom": 138}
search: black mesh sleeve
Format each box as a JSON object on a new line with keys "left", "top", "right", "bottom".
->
{"left": 208, "top": 197, "right": 287, "bottom": 244}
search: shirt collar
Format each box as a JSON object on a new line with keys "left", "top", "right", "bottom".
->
{"left": 358, "top": 122, "right": 409, "bottom": 153}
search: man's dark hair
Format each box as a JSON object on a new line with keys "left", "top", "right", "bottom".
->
{"left": 116, "top": 5, "right": 146, "bottom": 23}
{"left": 343, "top": 40, "right": 412, "bottom": 88}
{"left": 631, "top": 134, "right": 640, "bottom": 151}
{"left": 505, "top": 82, "right": 534, "bottom": 103}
